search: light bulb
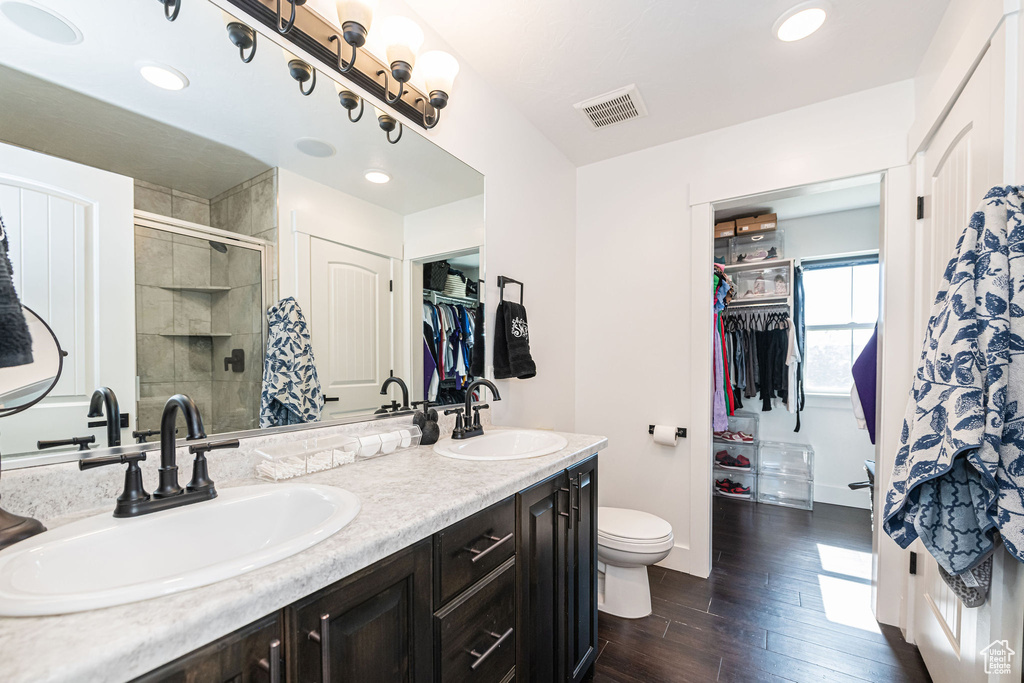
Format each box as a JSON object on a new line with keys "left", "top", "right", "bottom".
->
{"left": 418, "top": 50, "right": 459, "bottom": 102}
{"left": 379, "top": 16, "right": 423, "bottom": 69}
{"left": 775, "top": 6, "right": 827, "bottom": 42}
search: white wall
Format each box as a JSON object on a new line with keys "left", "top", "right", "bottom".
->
{"left": 576, "top": 81, "right": 914, "bottom": 575}
{"left": 403, "top": 194, "right": 485, "bottom": 260}
{"left": 750, "top": 206, "right": 880, "bottom": 510}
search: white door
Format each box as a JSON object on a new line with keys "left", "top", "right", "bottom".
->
{"left": 309, "top": 237, "right": 392, "bottom": 418}
{"left": 910, "top": 26, "right": 1020, "bottom": 682}
{"left": 0, "top": 142, "right": 135, "bottom": 457}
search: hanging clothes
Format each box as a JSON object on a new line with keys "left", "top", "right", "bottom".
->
{"left": 721, "top": 308, "right": 792, "bottom": 413}
{"left": 422, "top": 300, "right": 478, "bottom": 401}
{"left": 793, "top": 266, "right": 806, "bottom": 431}
{"left": 260, "top": 297, "right": 324, "bottom": 427}
{"left": 883, "top": 186, "right": 1024, "bottom": 575}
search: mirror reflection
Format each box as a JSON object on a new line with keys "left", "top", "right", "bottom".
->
{"left": 0, "top": 0, "right": 484, "bottom": 464}
{"left": 0, "top": 306, "right": 64, "bottom": 418}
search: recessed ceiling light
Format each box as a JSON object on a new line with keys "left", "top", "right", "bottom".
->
{"left": 364, "top": 170, "right": 390, "bottom": 184}
{"left": 774, "top": 3, "right": 828, "bottom": 42}
{"left": 0, "top": 1, "right": 83, "bottom": 44}
{"left": 138, "top": 61, "right": 189, "bottom": 91}
{"left": 295, "top": 138, "right": 337, "bottom": 158}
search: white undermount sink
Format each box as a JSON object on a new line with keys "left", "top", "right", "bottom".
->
{"left": 433, "top": 429, "right": 568, "bottom": 461}
{"left": 0, "top": 484, "right": 360, "bottom": 616}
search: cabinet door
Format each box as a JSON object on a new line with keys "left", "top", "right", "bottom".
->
{"left": 565, "top": 455, "right": 599, "bottom": 682}
{"left": 289, "top": 540, "right": 432, "bottom": 683}
{"left": 516, "top": 470, "right": 568, "bottom": 683}
{"left": 132, "top": 612, "right": 283, "bottom": 683}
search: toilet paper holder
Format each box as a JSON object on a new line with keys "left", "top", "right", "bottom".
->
{"left": 649, "top": 425, "right": 686, "bottom": 438}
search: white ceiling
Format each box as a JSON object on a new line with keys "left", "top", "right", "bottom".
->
{"left": 0, "top": 0, "right": 483, "bottom": 210}
{"left": 715, "top": 173, "right": 881, "bottom": 222}
{"left": 405, "top": 0, "right": 950, "bottom": 166}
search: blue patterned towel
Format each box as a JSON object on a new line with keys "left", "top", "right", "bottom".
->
{"left": 883, "top": 186, "right": 1024, "bottom": 574}
{"left": 260, "top": 297, "right": 324, "bottom": 428}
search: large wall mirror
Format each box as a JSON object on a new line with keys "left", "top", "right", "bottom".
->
{"left": 0, "top": 0, "right": 484, "bottom": 467}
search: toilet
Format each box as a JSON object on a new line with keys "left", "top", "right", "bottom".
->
{"left": 597, "top": 507, "right": 674, "bottom": 619}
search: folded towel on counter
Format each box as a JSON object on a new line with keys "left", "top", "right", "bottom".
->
{"left": 494, "top": 300, "right": 536, "bottom": 380}
{"left": 883, "top": 186, "right": 1024, "bottom": 574}
{"left": 0, "top": 213, "right": 34, "bottom": 369}
{"left": 260, "top": 297, "right": 324, "bottom": 427}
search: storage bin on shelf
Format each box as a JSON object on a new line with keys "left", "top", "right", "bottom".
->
{"left": 714, "top": 412, "right": 758, "bottom": 444}
{"left": 758, "top": 441, "right": 814, "bottom": 479}
{"left": 730, "top": 230, "right": 784, "bottom": 264}
{"left": 255, "top": 435, "right": 356, "bottom": 481}
{"left": 355, "top": 425, "right": 422, "bottom": 460}
{"left": 757, "top": 472, "right": 813, "bottom": 510}
{"left": 732, "top": 264, "right": 790, "bottom": 301}
{"left": 712, "top": 442, "right": 757, "bottom": 473}
{"left": 714, "top": 240, "right": 730, "bottom": 265}
{"left": 713, "top": 468, "right": 757, "bottom": 501}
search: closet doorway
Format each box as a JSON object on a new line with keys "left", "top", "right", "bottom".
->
{"left": 709, "top": 173, "right": 886, "bottom": 636}
{"left": 408, "top": 247, "right": 485, "bottom": 408}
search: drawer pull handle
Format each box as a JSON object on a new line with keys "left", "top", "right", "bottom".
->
{"left": 560, "top": 486, "right": 574, "bottom": 529}
{"left": 306, "top": 613, "right": 331, "bottom": 683}
{"left": 257, "top": 639, "right": 282, "bottom": 683}
{"left": 469, "top": 627, "right": 514, "bottom": 671}
{"left": 466, "top": 532, "right": 513, "bottom": 564}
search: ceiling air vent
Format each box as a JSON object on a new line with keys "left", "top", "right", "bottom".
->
{"left": 574, "top": 84, "right": 648, "bottom": 130}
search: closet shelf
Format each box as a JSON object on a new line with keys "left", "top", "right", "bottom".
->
{"left": 729, "top": 295, "right": 791, "bottom": 308}
{"left": 424, "top": 291, "right": 478, "bottom": 307}
{"left": 723, "top": 258, "right": 793, "bottom": 273}
{"left": 159, "top": 285, "right": 232, "bottom": 293}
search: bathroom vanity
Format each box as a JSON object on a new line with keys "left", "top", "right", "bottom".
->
{"left": 0, "top": 429, "right": 605, "bottom": 683}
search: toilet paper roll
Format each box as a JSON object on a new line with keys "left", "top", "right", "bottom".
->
{"left": 652, "top": 425, "right": 678, "bottom": 447}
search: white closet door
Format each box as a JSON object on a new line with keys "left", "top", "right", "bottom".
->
{"left": 0, "top": 142, "right": 134, "bottom": 457}
{"left": 309, "top": 238, "right": 392, "bottom": 417}
{"left": 910, "top": 26, "right": 1021, "bottom": 683}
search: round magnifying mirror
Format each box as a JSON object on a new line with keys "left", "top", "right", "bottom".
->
{"left": 0, "top": 305, "right": 65, "bottom": 418}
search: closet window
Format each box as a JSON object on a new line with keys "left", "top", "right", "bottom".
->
{"left": 802, "top": 255, "right": 879, "bottom": 394}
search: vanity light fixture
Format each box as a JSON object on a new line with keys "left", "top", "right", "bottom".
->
{"left": 364, "top": 169, "right": 390, "bottom": 184}
{"left": 774, "top": 2, "right": 828, "bottom": 42}
{"left": 329, "top": 0, "right": 376, "bottom": 74}
{"left": 288, "top": 57, "right": 317, "bottom": 95}
{"left": 138, "top": 62, "right": 189, "bottom": 91}
{"left": 415, "top": 50, "right": 458, "bottom": 128}
{"left": 157, "top": 0, "right": 180, "bottom": 22}
{"left": 376, "top": 16, "right": 423, "bottom": 104}
{"left": 226, "top": 21, "right": 257, "bottom": 63}
{"left": 374, "top": 105, "right": 403, "bottom": 144}
{"left": 276, "top": 0, "right": 306, "bottom": 34}
{"left": 337, "top": 87, "right": 365, "bottom": 122}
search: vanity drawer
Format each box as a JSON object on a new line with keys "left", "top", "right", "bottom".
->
{"left": 434, "top": 495, "right": 515, "bottom": 607}
{"left": 435, "top": 558, "right": 516, "bottom": 683}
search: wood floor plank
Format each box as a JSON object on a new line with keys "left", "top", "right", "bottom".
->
{"left": 594, "top": 640, "right": 722, "bottom": 683}
{"left": 766, "top": 632, "right": 929, "bottom": 683}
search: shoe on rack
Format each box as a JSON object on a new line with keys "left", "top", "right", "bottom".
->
{"left": 716, "top": 479, "right": 752, "bottom": 499}
{"left": 717, "top": 453, "right": 751, "bottom": 471}
{"left": 715, "top": 430, "right": 754, "bottom": 443}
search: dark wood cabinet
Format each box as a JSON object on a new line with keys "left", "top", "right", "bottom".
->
{"left": 433, "top": 496, "right": 516, "bottom": 609}
{"left": 132, "top": 612, "right": 283, "bottom": 683}
{"left": 565, "top": 456, "right": 599, "bottom": 682}
{"left": 516, "top": 455, "right": 599, "bottom": 683}
{"left": 287, "top": 539, "right": 433, "bottom": 683}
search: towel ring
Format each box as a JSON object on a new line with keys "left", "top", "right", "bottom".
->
{"left": 497, "top": 276, "right": 524, "bottom": 304}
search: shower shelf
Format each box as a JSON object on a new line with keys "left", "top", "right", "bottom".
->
{"left": 159, "top": 285, "right": 232, "bottom": 293}
{"left": 159, "top": 332, "right": 232, "bottom": 338}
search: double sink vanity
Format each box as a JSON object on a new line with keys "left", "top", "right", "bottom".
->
{"left": 0, "top": 416, "right": 606, "bottom": 683}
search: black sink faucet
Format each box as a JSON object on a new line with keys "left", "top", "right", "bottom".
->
{"left": 452, "top": 379, "right": 501, "bottom": 440}
{"left": 379, "top": 375, "right": 410, "bottom": 413}
{"left": 155, "top": 394, "right": 207, "bottom": 498}
{"left": 79, "top": 394, "right": 238, "bottom": 517}
{"left": 88, "top": 387, "right": 121, "bottom": 448}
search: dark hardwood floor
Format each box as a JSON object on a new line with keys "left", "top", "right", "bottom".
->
{"left": 592, "top": 499, "right": 931, "bottom": 683}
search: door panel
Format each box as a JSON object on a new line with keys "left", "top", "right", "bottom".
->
{"left": 566, "top": 455, "right": 599, "bottom": 682}
{"left": 309, "top": 238, "right": 392, "bottom": 417}
{"left": 912, "top": 27, "right": 1006, "bottom": 683}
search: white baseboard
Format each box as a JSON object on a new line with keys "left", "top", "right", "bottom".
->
{"left": 657, "top": 543, "right": 711, "bottom": 578}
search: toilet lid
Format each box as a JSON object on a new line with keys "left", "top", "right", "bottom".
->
{"left": 598, "top": 507, "right": 672, "bottom": 542}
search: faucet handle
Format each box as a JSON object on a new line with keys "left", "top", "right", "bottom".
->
{"left": 38, "top": 436, "right": 96, "bottom": 452}
{"left": 79, "top": 452, "right": 146, "bottom": 471}
{"left": 79, "top": 452, "right": 150, "bottom": 514}
{"left": 444, "top": 407, "right": 466, "bottom": 435}
{"left": 132, "top": 428, "right": 174, "bottom": 444}
{"left": 188, "top": 438, "right": 240, "bottom": 456}
{"left": 185, "top": 439, "right": 236, "bottom": 495}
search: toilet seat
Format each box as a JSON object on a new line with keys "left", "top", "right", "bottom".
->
{"left": 597, "top": 507, "right": 674, "bottom": 553}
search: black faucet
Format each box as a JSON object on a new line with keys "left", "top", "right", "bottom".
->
{"left": 378, "top": 375, "right": 411, "bottom": 413}
{"left": 79, "top": 394, "right": 239, "bottom": 517}
{"left": 88, "top": 387, "right": 122, "bottom": 448}
{"left": 451, "top": 379, "right": 501, "bottom": 440}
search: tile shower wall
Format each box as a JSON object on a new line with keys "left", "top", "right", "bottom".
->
{"left": 133, "top": 173, "right": 276, "bottom": 435}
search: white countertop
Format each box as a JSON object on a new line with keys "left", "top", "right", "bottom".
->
{"left": 0, "top": 429, "right": 607, "bottom": 683}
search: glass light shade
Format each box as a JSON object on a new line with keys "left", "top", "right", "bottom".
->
{"left": 379, "top": 16, "right": 423, "bottom": 68}
{"left": 775, "top": 7, "right": 826, "bottom": 41}
{"left": 417, "top": 50, "right": 458, "bottom": 96}
{"left": 336, "top": 0, "right": 374, "bottom": 30}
